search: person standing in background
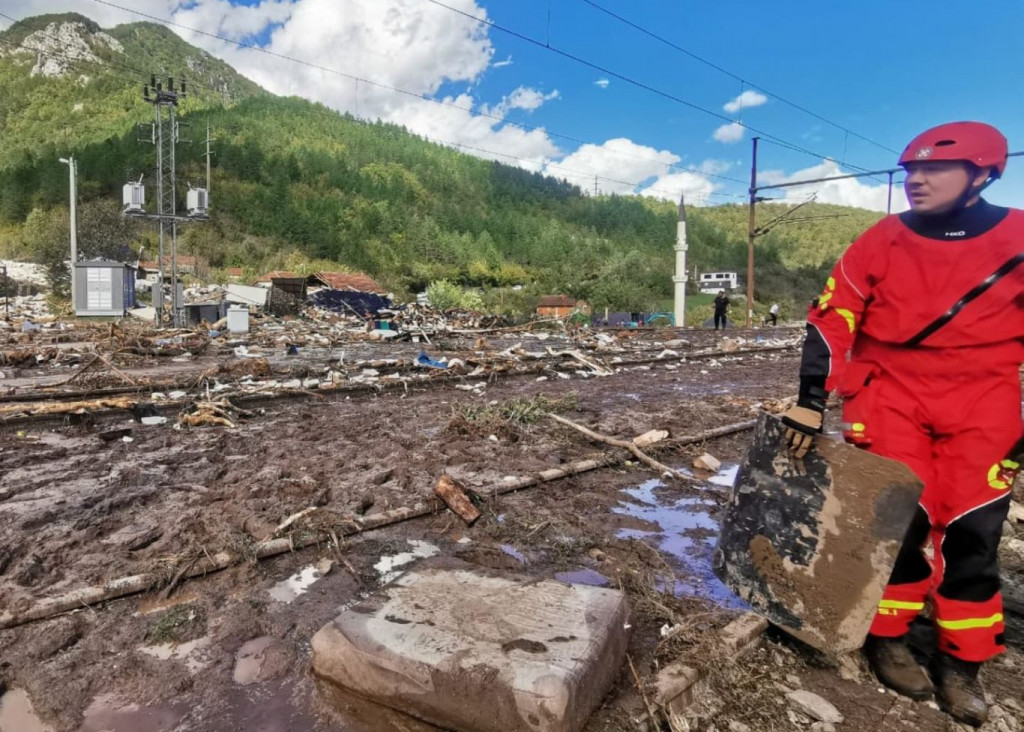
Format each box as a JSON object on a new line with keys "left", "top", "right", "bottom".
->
{"left": 713, "top": 290, "right": 729, "bottom": 330}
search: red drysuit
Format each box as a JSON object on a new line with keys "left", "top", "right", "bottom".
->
{"left": 800, "top": 199, "right": 1024, "bottom": 662}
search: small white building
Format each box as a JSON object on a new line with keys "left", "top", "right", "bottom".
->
{"left": 698, "top": 271, "right": 739, "bottom": 294}
{"left": 73, "top": 260, "right": 137, "bottom": 317}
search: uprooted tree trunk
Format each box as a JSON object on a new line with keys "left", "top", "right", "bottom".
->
{"left": 547, "top": 413, "right": 699, "bottom": 482}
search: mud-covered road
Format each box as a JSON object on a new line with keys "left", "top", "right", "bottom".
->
{"left": 0, "top": 326, "right": 1021, "bottom": 732}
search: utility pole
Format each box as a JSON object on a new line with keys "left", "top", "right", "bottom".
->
{"left": 673, "top": 195, "right": 688, "bottom": 328}
{"left": 746, "top": 136, "right": 759, "bottom": 328}
{"left": 142, "top": 75, "right": 186, "bottom": 327}
{"left": 59, "top": 156, "right": 78, "bottom": 305}
{"left": 204, "top": 120, "right": 215, "bottom": 194}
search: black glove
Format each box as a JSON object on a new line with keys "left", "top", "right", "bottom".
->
{"left": 1007, "top": 436, "right": 1024, "bottom": 463}
{"left": 780, "top": 378, "right": 827, "bottom": 458}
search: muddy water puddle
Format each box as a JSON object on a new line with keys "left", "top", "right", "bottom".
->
{"left": 138, "top": 636, "right": 212, "bottom": 674}
{"left": 499, "top": 543, "right": 527, "bottom": 563}
{"left": 373, "top": 540, "right": 439, "bottom": 584}
{"left": 615, "top": 468, "right": 747, "bottom": 610}
{"left": 78, "top": 694, "right": 188, "bottom": 732}
{"left": 269, "top": 564, "right": 324, "bottom": 603}
{"left": 0, "top": 689, "right": 52, "bottom": 732}
{"left": 555, "top": 568, "right": 609, "bottom": 586}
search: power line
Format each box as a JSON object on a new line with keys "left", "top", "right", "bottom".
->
{"left": 85, "top": 0, "right": 747, "bottom": 187}
{"left": 578, "top": 0, "right": 899, "bottom": 155}
{"left": 421, "top": 0, "right": 884, "bottom": 176}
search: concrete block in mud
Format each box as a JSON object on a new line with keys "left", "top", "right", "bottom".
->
{"left": 713, "top": 413, "right": 923, "bottom": 655}
{"left": 311, "top": 568, "right": 630, "bottom": 732}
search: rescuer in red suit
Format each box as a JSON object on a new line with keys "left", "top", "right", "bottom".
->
{"left": 781, "top": 121, "right": 1024, "bottom": 726}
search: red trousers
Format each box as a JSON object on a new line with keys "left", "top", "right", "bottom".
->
{"left": 838, "top": 356, "right": 1020, "bottom": 662}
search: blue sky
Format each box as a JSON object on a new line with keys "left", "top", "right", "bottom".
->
{"left": 466, "top": 0, "right": 1024, "bottom": 207}
{"left": 9, "top": 0, "right": 1024, "bottom": 209}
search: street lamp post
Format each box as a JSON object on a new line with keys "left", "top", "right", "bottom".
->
{"left": 59, "top": 156, "right": 78, "bottom": 305}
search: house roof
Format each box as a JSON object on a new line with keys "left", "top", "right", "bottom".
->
{"left": 225, "top": 267, "right": 244, "bottom": 277}
{"left": 312, "top": 271, "right": 387, "bottom": 294}
{"left": 139, "top": 256, "right": 197, "bottom": 271}
{"left": 256, "top": 270, "right": 301, "bottom": 283}
{"left": 76, "top": 259, "right": 133, "bottom": 268}
{"left": 537, "top": 295, "right": 576, "bottom": 308}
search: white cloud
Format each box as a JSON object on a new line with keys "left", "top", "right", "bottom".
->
{"left": 713, "top": 122, "right": 745, "bottom": 144}
{"left": 723, "top": 90, "right": 767, "bottom": 114}
{"left": 698, "top": 159, "right": 732, "bottom": 176}
{"left": 172, "top": 0, "right": 293, "bottom": 40}
{"left": 394, "top": 91, "right": 559, "bottom": 169}
{"left": 10, "top": 0, "right": 496, "bottom": 120}
{"left": 482, "top": 85, "right": 559, "bottom": 117}
{"left": 758, "top": 160, "right": 908, "bottom": 213}
{"left": 639, "top": 171, "right": 718, "bottom": 205}
{"left": 593, "top": 78, "right": 610, "bottom": 89}
{"left": 546, "top": 138, "right": 680, "bottom": 195}
{"left": 492, "top": 55, "right": 513, "bottom": 68}
{"left": 543, "top": 139, "right": 720, "bottom": 203}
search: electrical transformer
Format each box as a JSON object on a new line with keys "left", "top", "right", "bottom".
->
{"left": 187, "top": 187, "right": 209, "bottom": 218}
{"left": 122, "top": 183, "right": 145, "bottom": 213}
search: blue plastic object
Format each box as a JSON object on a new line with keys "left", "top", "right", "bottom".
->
{"left": 416, "top": 351, "right": 448, "bottom": 369}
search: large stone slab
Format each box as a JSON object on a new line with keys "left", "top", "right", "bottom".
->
{"left": 713, "top": 413, "right": 924, "bottom": 654}
{"left": 312, "top": 568, "right": 630, "bottom": 732}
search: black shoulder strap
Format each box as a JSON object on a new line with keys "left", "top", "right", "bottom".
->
{"left": 904, "top": 253, "right": 1024, "bottom": 347}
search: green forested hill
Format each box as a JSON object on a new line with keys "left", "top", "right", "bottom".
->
{"left": 0, "top": 13, "right": 883, "bottom": 311}
{"left": 0, "top": 13, "right": 262, "bottom": 171}
{"left": 696, "top": 202, "right": 883, "bottom": 269}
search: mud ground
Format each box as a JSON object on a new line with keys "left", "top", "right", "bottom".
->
{"left": 0, "top": 327, "right": 1021, "bottom": 732}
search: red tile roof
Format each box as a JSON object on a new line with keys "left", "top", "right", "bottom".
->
{"left": 313, "top": 271, "right": 387, "bottom": 293}
{"left": 538, "top": 295, "right": 576, "bottom": 308}
{"left": 225, "top": 267, "right": 244, "bottom": 277}
{"left": 139, "top": 256, "right": 197, "bottom": 270}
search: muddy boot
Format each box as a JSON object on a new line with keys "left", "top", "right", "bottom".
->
{"left": 934, "top": 653, "right": 988, "bottom": 727}
{"left": 864, "top": 634, "right": 934, "bottom": 700}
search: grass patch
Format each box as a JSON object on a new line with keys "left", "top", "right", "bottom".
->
{"left": 145, "top": 604, "right": 207, "bottom": 644}
{"left": 449, "top": 393, "right": 578, "bottom": 434}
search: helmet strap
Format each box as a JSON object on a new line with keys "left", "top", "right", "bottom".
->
{"left": 950, "top": 165, "right": 992, "bottom": 211}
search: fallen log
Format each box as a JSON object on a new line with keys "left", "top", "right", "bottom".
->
{"left": 548, "top": 413, "right": 699, "bottom": 482}
{"left": 434, "top": 474, "right": 481, "bottom": 526}
{"left": 0, "top": 396, "right": 139, "bottom": 417}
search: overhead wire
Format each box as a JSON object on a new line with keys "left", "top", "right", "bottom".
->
{"left": 421, "top": 0, "right": 884, "bottom": 177}
{"left": 578, "top": 0, "right": 899, "bottom": 155}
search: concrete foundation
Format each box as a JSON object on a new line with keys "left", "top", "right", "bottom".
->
{"left": 312, "top": 568, "right": 630, "bottom": 732}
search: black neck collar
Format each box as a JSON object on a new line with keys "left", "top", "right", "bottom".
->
{"left": 899, "top": 199, "right": 1009, "bottom": 240}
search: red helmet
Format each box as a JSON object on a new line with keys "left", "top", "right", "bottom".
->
{"left": 899, "top": 121, "right": 1008, "bottom": 178}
